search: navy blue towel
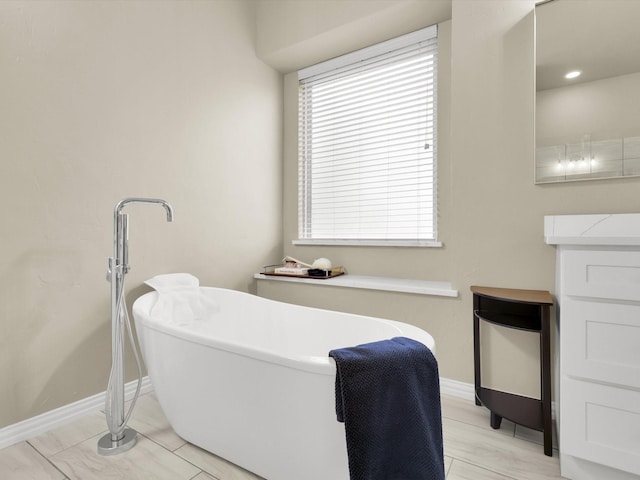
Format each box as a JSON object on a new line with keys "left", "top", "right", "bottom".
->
{"left": 329, "top": 337, "right": 444, "bottom": 480}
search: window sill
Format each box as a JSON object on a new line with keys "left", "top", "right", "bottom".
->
{"left": 292, "top": 239, "right": 443, "bottom": 248}
{"left": 254, "top": 273, "right": 458, "bottom": 297}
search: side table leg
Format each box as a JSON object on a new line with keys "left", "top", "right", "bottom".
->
{"left": 543, "top": 424, "right": 552, "bottom": 456}
{"left": 541, "top": 306, "right": 552, "bottom": 457}
{"left": 490, "top": 411, "right": 502, "bottom": 429}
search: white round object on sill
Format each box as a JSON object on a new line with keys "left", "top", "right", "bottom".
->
{"left": 312, "top": 258, "right": 332, "bottom": 269}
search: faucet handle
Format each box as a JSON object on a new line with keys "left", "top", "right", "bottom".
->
{"left": 106, "top": 257, "right": 114, "bottom": 282}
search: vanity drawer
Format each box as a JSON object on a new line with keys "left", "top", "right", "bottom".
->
{"left": 561, "top": 298, "right": 640, "bottom": 389}
{"left": 563, "top": 249, "right": 640, "bottom": 302}
{"left": 561, "top": 378, "right": 640, "bottom": 476}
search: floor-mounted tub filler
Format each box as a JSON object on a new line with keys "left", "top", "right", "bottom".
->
{"left": 97, "top": 198, "right": 173, "bottom": 456}
{"left": 133, "top": 273, "right": 436, "bottom": 480}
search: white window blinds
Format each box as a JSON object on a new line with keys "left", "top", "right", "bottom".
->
{"left": 298, "top": 25, "right": 438, "bottom": 245}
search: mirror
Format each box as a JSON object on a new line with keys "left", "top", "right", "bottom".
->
{"left": 535, "top": 0, "right": 640, "bottom": 183}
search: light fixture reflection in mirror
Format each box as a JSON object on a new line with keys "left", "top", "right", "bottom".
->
{"left": 535, "top": 0, "right": 640, "bottom": 184}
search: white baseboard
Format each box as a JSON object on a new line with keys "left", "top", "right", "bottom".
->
{"left": 0, "top": 376, "right": 521, "bottom": 452}
{"left": 0, "top": 376, "right": 152, "bottom": 450}
{"left": 439, "top": 377, "right": 475, "bottom": 401}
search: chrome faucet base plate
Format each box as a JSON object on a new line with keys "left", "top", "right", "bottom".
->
{"left": 97, "top": 428, "right": 137, "bottom": 456}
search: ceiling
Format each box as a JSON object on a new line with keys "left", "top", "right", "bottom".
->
{"left": 536, "top": 0, "right": 640, "bottom": 91}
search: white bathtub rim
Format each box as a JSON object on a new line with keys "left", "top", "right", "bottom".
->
{"left": 133, "top": 288, "right": 436, "bottom": 377}
{"left": 134, "top": 292, "right": 336, "bottom": 375}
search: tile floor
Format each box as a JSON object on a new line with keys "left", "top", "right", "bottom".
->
{"left": 1, "top": 392, "right": 566, "bottom": 480}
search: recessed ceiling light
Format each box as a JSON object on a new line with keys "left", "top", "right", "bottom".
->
{"left": 565, "top": 70, "right": 582, "bottom": 79}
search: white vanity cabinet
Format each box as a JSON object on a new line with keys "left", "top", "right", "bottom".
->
{"left": 545, "top": 214, "right": 640, "bottom": 480}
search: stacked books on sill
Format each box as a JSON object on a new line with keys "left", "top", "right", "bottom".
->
{"left": 262, "top": 261, "right": 345, "bottom": 279}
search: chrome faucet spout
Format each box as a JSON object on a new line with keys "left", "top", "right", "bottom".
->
{"left": 163, "top": 203, "right": 173, "bottom": 222}
{"left": 112, "top": 198, "right": 173, "bottom": 270}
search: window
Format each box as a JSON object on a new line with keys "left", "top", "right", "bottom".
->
{"left": 297, "top": 26, "right": 438, "bottom": 246}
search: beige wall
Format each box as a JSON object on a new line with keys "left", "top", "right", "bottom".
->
{"left": 256, "top": 0, "right": 640, "bottom": 399}
{"left": 0, "top": 0, "right": 282, "bottom": 428}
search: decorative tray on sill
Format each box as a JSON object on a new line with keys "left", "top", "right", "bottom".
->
{"left": 261, "top": 264, "right": 345, "bottom": 279}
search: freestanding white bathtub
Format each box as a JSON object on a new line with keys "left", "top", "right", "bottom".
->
{"left": 132, "top": 275, "right": 436, "bottom": 480}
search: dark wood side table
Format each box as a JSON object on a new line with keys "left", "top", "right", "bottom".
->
{"left": 471, "top": 285, "right": 553, "bottom": 456}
